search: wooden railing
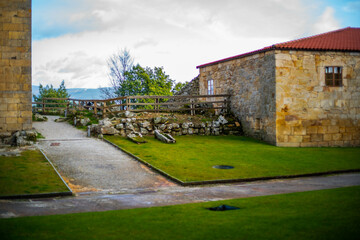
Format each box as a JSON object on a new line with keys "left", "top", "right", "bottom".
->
{"left": 32, "top": 94, "right": 230, "bottom": 117}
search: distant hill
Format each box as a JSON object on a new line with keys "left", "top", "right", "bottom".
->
{"left": 32, "top": 85, "right": 108, "bottom": 100}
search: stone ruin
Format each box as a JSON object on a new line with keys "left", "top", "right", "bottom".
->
{"left": 86, "top": 111, "right": 242, "bottom": 141}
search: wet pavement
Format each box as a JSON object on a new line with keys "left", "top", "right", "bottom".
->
{"left": 0, "top": 116, "right": 359, "bottom": 218}
{"left": 1, "top": 173, "right": 359, "bottom": 218}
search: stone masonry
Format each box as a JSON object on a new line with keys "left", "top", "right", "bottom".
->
{"left": 198, "top": 50, "right": 359, "bottom": 147}
{"left": 199, "top": 51, "right": 277, "bottom": 144}
{"left": 0, "top": 0, "right": 32, "bottom": 137}
{"left": 276, "top": 50, "right": 360, "bottom": 147}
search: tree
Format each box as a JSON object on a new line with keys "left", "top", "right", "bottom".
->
{"left": 102, "top": 48, "right": 134, "bottom": 99}
{"left": 123, "top": 64, "right": 174, "bottom": 96}
{"left": 172, "top": 81, "right": 188, "bottom": 95}
{"left": 33, "top": 80, "right": 70, "bottom": 108}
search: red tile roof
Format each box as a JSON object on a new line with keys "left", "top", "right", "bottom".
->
{"left": 197, "top": 27, "right": 360, "bottom": 68}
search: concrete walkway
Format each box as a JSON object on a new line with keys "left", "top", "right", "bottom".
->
{"left": 1, "top": 173, "right": 359, "bottom": 218}
{"left": 33, "top": 116, "right": 174, "bottom": 194}
{"left": 0, "top": 116, "right": 359, "bottom": 218}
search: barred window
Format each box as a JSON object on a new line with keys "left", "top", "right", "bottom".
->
{"left": 207, "top": 79, "right": 214, "bottom": 95}
{"left": 325, "top": 66, "right": 342, "bottom": 87}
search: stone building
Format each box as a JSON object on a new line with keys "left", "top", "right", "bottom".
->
{"left": 0, "top": 0, "right": 32, "bottom": 138}
{"left": 197, "top": 27, "right": 360, "bottom": 147}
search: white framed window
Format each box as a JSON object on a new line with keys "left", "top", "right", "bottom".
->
{"left": 207, "top": 79, "right": 214, "bottom": 95}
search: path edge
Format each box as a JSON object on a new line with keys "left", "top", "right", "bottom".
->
{"left": 0, "top": 149, "right": 73, "bottom": 200}
{"left": 103, "top": 138, "right": 360, "bottom": 186}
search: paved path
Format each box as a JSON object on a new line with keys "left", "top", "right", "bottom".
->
{"left": 1, "top": 173, "right": 359, "bottom": 218}
{"left": 33, "top": 116, "right": 174, "bottom": 194}
{"left": 0, "top": 116, "right": 359, "bottom": 218}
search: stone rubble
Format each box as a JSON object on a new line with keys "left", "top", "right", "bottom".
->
{"left": 88, "top": 113, "right": 242, "bottom": 138}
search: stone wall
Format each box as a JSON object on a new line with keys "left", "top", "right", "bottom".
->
{"left": 198, "top": 51, "right": 277, "bottom": 144}
{"left": 0, "top": 0, "right": 32, "bottom": 137}
{"left": 175, "top": 75, "right": 200, "bottom": 96}
{"left": 88, "top": 113, "right": 242, "bottom": 137}
{"left": 275, "top": 50, "right": 360, "bottom": 147}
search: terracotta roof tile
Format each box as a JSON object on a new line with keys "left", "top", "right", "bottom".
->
{"left": 197, "top": 27, "right": 360, "bottom": 68}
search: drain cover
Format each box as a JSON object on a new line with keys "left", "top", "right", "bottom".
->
{"left": 50, "top": 142, "right": 60, "bottom": 146}
{"left": 213, "top": 165, "right": 234, "bottom": 169}
{"left": 207, "top": 205, "right": 240, "bottom": 211}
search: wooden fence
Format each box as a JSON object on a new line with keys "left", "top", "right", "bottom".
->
{"left": 32, "top": 94, "right": 230, "bottom": 117}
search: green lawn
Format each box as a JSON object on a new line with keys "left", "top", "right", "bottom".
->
{"left": 0, "top": 150, "right": 69, "bottom": 196}
{"left": 1, "top": 186, "right": 359, "bottom": 240}
{"left": 105, "top": 135, "right": 360, "bottom": 182}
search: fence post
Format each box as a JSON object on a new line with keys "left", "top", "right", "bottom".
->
{"left": 66, "top": 100, "right": 69, "bottom": 115}
{"left": 94, "top": 101, "right": 97, "bottom": 115}
{"left": 42, "top": 99, "right": 45, "bottom": 113}
{"left": 103, "top": 101, "right": 107, "bottom": 118}
{"left": 155, "top": 98, "right": 158, "bottom": 113}
{"left": 126, "top": 97, "right": 129, "bottom": 111}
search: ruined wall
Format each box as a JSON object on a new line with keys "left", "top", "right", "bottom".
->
{"left": 199, "top": 51, "right": 276, "bottom": 144}
{"left": 175, "top": 75, "right": 199, "bottom": 96}
{"left": 0, "top": 0, "right": 32, "bottom": 136}
{"left": 275, "top": 50, "right": 360, "bottom": 147}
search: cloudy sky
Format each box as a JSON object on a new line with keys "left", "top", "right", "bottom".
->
{"left": 32, "top": 0, "right": 360, "bottom": 88}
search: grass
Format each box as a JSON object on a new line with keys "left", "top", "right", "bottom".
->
{"left": 0, "top": 150, "right": 69, "bottom": 196}
{"left": 1, "top": 186, "right": 359, "bottom": 240}
{"left": 104, "top": 135, "right": 360, "bottom": 182}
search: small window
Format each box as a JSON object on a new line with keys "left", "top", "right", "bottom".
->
{"left": 207, "top": 79, "right": 214, "bottom": 95}
{"left": 325, "top": 66, "right": 342, "bottom": 87}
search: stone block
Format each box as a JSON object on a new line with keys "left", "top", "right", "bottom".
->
{"left": 323, "top": 134, "right": 332, "bottom": 141}
{"left": 276, "top": 142, "right": 300, "bottom": 147}
{"left": 288, "top": 135, "right": 302, "bottom": 143}
{"left": 327, "top": 126, "right": 339, "bottom": 134}
{"left": 292, "top": 126, "right": 306, "bottom": 135}
{"left": 306, "top": 126, "right": 318, "bottom": 134}
{"left": 310, "top": 134, "right": 323, "bottom": 142}
{"left": 300, "top": 142, "right": 319, "bottom": 147}
{"left": 332, "top": 133, "right": 343, "bottom": 141}
{"left": 342, "top": 132, "right": 352, "bottom": 141}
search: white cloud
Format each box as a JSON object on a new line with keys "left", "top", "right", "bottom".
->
{"left": 312, "top": 7, "right": 340, "bottom": 34}
{"left": 32, "top": 0, "right": 338, "bottom": 88}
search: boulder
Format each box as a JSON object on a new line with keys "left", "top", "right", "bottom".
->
{"left": 99, "top": 118, "right": 112, "bottom": 127}
{"left": 34, "top": 113, "right": 47, "bottom": 121}
{"left": 140, "top": 128, "right": 148, "bottom": 135}
{"left": 80, "top": 117, "right": 90, "bottom": 126}
{"left": 154, "top": 117, "right": 162, "bottom": 124}
{"left": 217, "top": 115, "right": 228, "bottom": 125}
{"left": 101, "top": 126, "right": 119, "bottom": 135}
{"left": 139, "top": 121, "right": 151, "bottom": 128}
{"left": 182, "top": 122, "right": 189, "bottom": 129}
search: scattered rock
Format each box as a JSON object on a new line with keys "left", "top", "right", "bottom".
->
{"left": 55, "top": 117, "right": 68, "bottom": 122}
{"left": 127, "top": 131, "right": 147, "bottom": 144}
{"left": 80, "top": 117, "right": 90, "bottom": 126}
{"left": 154, "top": 130, "right": 176, "bottom": 143}
{"left": 33, "top": 113, "right": 47, "bottom": 122}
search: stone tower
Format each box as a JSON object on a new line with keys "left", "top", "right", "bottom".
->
{"left": 0, "top": 0, "right": 32, "bottom": 138}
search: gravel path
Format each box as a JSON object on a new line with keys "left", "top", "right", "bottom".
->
{"left": 33, "top": 116, "right": 174, "bottom": 194}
